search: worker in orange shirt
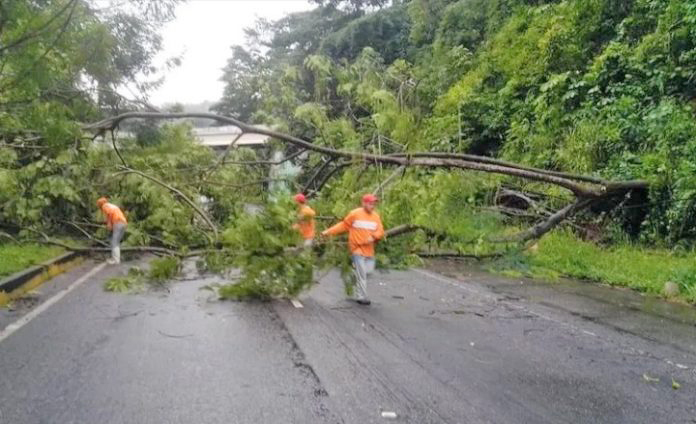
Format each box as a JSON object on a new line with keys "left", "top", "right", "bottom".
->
{"left": 293, "top": 193, "right": 316, "bottom": 247}
{"left": 96, "top": 197, "right": 127, "bottom": 264}
{"left": 322, "top": 193, "right": 384, "bottom": 305}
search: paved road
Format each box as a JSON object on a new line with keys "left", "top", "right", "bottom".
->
{"left": 0, "top": 258, "right": 695, "bottom": 423}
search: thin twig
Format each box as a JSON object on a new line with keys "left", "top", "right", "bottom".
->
{"left": 114, "top": 166, "right": 218, "bottom": 239}
{"left": 373, "top": 165, "right": 405, "bottom": 196}
{"left": 307, "top": 161, "right": 350, "bottom": 197}
{"left": 63, "top": 221, "right": 108, "bottom": 247}
{"left": 303, "top": 158, "right": 334, "bottom": 192}
{"left": 0, "top": 231, "right": 17, "bottom": 242}
{"left": 111, "top": 129, "right": 128, "bottom": 167}
{"left": 416, "top": 252, "right": 505, "bottom": 260}
{"left": 206, "top": 178, "right": 299, "bottom": 190}
{"left": 157, "top": 330, "right": 194, "bottom": 338}
{"left": 205, "top": 132, "right": 243, "bottom": 181}
{"left": 220, "top": 148, "right": 306, "bottom": 166}
{"left": 0, "top": 0, "right": 78, "bottom": 53}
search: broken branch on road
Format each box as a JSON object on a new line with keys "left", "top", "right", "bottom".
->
{"left": 157, "top": 330, "right": 194, "bottom": 339}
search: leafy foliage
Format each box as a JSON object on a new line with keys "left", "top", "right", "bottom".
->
{"left": 104, "top": 257, "right": 182, "bottom": 293}
{"left": 104, "top": 266, "right": 146, "bottom": 293}
{"left": 148, "top": 256, "right": 181, "bottom": 283}
{"left": 0, "top": 0, "right": 180, "bottom": 238}
{"left": 214, "top": 199, "right": 315, "bottom": 300}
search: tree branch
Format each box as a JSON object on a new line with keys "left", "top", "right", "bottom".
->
{"left": 0, "top": 230, "right": 16, "bottom": 242}
{"left": 111, "top": 129, "right": 128, "bottom": 167}
{"left": 388, "top": 152, "right": 610, "bottom": 185}
{"left": 0, "top": 142, "right": 46, "bottom": 150}
{"left": 0, "top": 0, "right": 78, "bottom": 54}
{"left": 307, "top": 161, "right": 350, "bottom": 197}
{"left": 373, "top": 165, "right": 405, "bottom": 196}
{"left": 39, "top": 239, "right": 181, "bottom": 256}
{"left": 303, "top": 158, "right": 334, "bottom": 192}
{"left": 114, "top": 167, "right": 218, "bottom": 239}
{"left": 498, "top": 198, "right": 595, "bottom": 243}
{"left": 0, "top": 0, "right": 78, "bottom": 92}
{"left": 205, "top": 132, "right": 243, "bottom": 179}
{"left": 206, "top": 178, "right": 298, "bottom": 190}
{"left": 84, "top": 112, "right": 648, "bottom": 198}
{"left": 63, "top": 220, "right": 108, "bottom": 247}
{"left": 221, "top": 148, "right": 306, "bottom": 166}
{"left": 384, "top": 224, "right": 446, "bottom": 239}
{"left": 495, "top": 188, "right": 554, "bottom": 216}
{"left": 416, "top": 251, "right": 505, "bottom": 260}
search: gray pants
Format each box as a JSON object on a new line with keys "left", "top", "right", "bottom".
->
{"left": 111, "top": 222, "right": 126, "bottom": 262}
{"left": 352, "top": 255, "right": 375, "bottom": 301}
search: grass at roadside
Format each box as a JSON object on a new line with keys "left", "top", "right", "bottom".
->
{"left": 0, "top": 243, "right": 65, "bottom": 278}
{"left": 488, "top": 230, "right": 696, "bottom": 304}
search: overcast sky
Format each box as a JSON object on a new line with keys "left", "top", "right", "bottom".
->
{"left": 150, "top": 0, "right": 313, "bottom": 106}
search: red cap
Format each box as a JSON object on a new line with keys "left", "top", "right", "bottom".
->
{"left": 294, "top": 193, "right": 306, "bottom": 204}
{"left": 362, "top": 193, "right": 378, "bottom": 203}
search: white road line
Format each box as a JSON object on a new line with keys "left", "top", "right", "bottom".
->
{"left": 0, "top": 262, "right": 107, "bottom": 344}
{"left": 290, "top": 299, "right": 304, "bottom": 308}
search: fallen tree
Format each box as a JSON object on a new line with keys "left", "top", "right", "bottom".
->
{"left": 85, "top": 112, "right": 649, "bottom": 243}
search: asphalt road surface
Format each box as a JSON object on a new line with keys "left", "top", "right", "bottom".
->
{"left": 0, "top": 258, "right": 695, "bottom": 423}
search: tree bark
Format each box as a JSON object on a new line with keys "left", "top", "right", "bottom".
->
{"left": 384, "top": 224, "right": 446, "bottom": 239}
{"left": 416, "top": 252, "right": 504, "bottom": 260}
{"left": 501, "top": 198, "right": 595, "bottom": 243}
{"left": 388, "top": 152, "right": 612, "bottom": 185}
{"left": 221, "top": 148, "right": 306, "bottom": 166}
{"left": 35, "top": 238, "right": 215, "bottom": 258}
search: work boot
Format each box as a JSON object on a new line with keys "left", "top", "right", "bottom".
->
{"left": 356, "top": 299, "right": 371, "bottom": 306}
{"left": 106, "top": 258, "right": 117, "bottom": 265}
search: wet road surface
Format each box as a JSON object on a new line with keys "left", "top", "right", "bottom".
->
{"left": 0, "top": 258, "right": 694, "bottom": 423}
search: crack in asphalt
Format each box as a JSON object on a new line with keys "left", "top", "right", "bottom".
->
{"left": 265, "top": 304, "right": 345, "bottom": 423}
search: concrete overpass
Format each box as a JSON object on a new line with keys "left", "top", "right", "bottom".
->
{"left": 193, "top": 125, "right": 271, "bottom": 152}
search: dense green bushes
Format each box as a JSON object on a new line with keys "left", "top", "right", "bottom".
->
{"left": 426, "top": 0, "right": 696, "bottom": 244}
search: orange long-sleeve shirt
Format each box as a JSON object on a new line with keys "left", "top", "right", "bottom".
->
{"left": 295, "top": 205, "right": 316, "bottom": 240}
{"left": 323, "top": 207, "right": 384, "bottom": 257}
{"left": 101, "top": 203, "right": 127, "bottom": 230}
